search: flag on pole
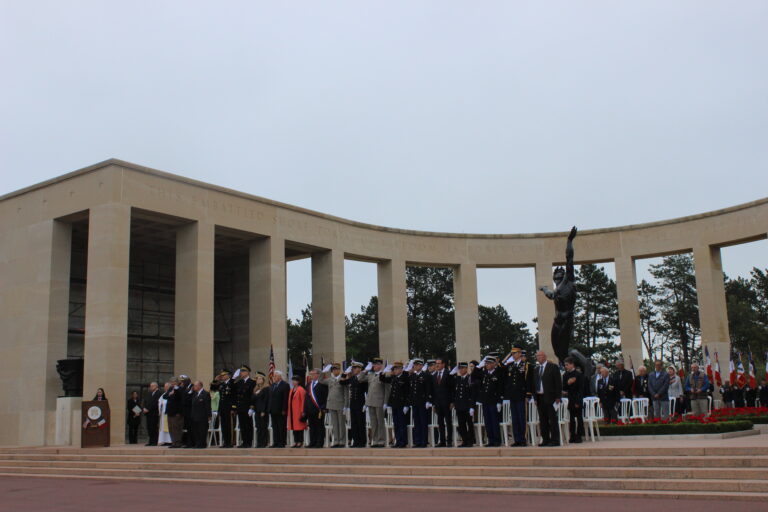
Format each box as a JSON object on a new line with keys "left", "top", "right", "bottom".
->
{"left": 765, "top": 351, "right": 768, "bottom": 381}
{"left": 747, "top": 351, "right": 757, "bottom": 388}
{"left": 729, "top": 355, "right": 736, "bottom": 385}
{"left": 302, "top": 352, "right": 310, "bottom": 385}
{"left": 735, "top": 352, "right": 747, "bottom": 387}
{"left": 678, "top": 366, "right": 685, "bottom": 382}
{"left": 713, "top": 349, "right": 722, "bottom": 387}
{"left": 288, "top": 359, "right": 294, "bottom": 389}
{"left": 267, "top": 345, "right": 276, "bottom": 384}
{"left": 704, "top": 346, "right": 713, "bottom": 382}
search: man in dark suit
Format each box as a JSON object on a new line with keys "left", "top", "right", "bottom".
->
{"left": 339, "top": 362, "right": 368, "bottom": 447}
{"left": 180, "top": 375, "right": 195, "bottom": 448}
{"left": 597, "top": 367, "right": 617, "bottom": 421}
{"left": 303, "top": 368, "right": 329, "bottom": 448}
{"left": 431, "top": 357, "right": 453, "bottom": 447}
{"left": 217, "top": 369, "right": 236, "bottom": 448}
{"left": 530, "top": 350, "right": 562, "bottom": 446}
{"left": 611, "top": 359, "right": 634, "bottom": 400}
{"left": 190, "top": 381, "right": 212, "bottom": 448}
{"left": 142, "top": 382, "right": 161, "bottom": 446}
{"left": 647, "top": 360, "right": 670, "bottom": 419}
{"left": 381, "top": 361, "right": 410, "bottom": 448}
{"left": 267, "top": 371, "right": 290, "bottom": 447}
{"left": 562, "top": 357, "right": 584, "bottom": 443}
{"left": 164, "top": 378, "right": 184, "bottom": 448}
{"left": 233, "top": 365, "right": 256, "bottom": 448}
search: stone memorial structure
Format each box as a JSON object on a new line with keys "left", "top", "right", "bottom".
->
{"left": 0, "top": 159, "right": 766, "bottom": 446}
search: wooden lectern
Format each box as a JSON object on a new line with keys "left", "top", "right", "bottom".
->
{"left": 81, "top": 400, "right": 111, "bottom": 448}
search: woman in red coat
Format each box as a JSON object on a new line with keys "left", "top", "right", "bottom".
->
{"left": 287, "top": 375, "right": 307, "bottom": 448}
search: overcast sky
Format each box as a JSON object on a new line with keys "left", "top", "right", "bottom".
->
{"left": 2, "top": 1, "right": 766, "bottom": 327}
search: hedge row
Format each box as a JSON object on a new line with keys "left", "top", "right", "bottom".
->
{"left": 598, "top": 420, "right": 753, "bottom": 436}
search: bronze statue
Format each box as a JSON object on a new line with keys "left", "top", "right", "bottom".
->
{"left": 539, "top": 226, "right": 577, "bottom": 363}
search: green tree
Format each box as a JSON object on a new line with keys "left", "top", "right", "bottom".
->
{"left": 287, "top": 305, "right": 312, "bottom": 368}
{"left": 725, "top": 268, "right": 768, "bottom": 359}
{"left": 478, "top": 304, "right": 536, "bottom": 358}
{"left": 573, "top": 264, "right": 620, "bottom": 361}
{"left": 406, "top": 266, "right": 456, "bottom": 359}
{"left": 650, "top": 254, "right": 700, "bottom": 371}
{"left": 346, "top": 296, "right": 380, "bottom": 363}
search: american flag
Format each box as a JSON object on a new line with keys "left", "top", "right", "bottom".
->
{"left": 267, "top": 345, "right": 275, "bottom": 384}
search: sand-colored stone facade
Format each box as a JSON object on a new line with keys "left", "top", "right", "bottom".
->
{"left": 1, "top": 159, "right": 766, "bottom": 446}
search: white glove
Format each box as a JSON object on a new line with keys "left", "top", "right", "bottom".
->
{"left": 248, "top": 409, "right": 255, "bottom": 417}
{"left": 383, "top": 364, "right": 393, "bottom": 373}
{"left": 469, "top": 408, "right": 475, "bottom": 416}
{"left": 343, "top": 407, "right": 349, "bottom": 412}
{"left": 404, "top": 360, "right": 414, "bottom": 372}
{"left": 344, "top": 366, "right": 352, "bottom": 374}
{"left": 478, "top": 360, "right": 487, "bottom": 369}
{"left": 497, "top": 403, "right": 502, "bottom": 412}
{"left": 364, "top": 362, "right": 373, "bottom": 372}
{"left": 403, "top": 406, "right": 409, "bottom": 414}
{"left": 449, "top": 366, "right": 458, "bottom": 375}
{"left": 363, "top": 405, "right": 368, "bottom": 412}
{"left": 322, "top": 364, "right": 332, "bottom": 373}
{"left": 425, "top": 402, "right": 432, "bottom": 409}
{"left": 505, "top": 356, "right": 514, "bottom": 364}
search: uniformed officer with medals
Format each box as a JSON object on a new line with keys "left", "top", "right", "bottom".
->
{"left": 502, "top": 345, "right": 530, "bottom": 447}
{"left": 452, "top": 362, "right": 478, "bottom": 447}
{"left": 339, "top": 361, "right": 367, "bottom": 447}
{"left": 217, "top": 369, "right": 236, "bottom": 448}
{"left": 408, "top": 358, "right": 433, "bottom": 448}
{"left": 233, "top": 365, "right": 256, "bottom": 448}
{"left": 381, "top": 361, "right": 410, "bottom": 448}
{"left": 472, "top": 355, "right": 504, "bottom": 447}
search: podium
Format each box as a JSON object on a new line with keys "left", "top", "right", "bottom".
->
{"left": 81, "top": 400, "right": 111, "bottom": 448}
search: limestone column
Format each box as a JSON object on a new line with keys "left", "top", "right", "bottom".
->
{"left": 82, "top": 203, "right": 131, "bottom": 445}
{"left": 175, "top": 221, "right": 215, "bottom": 385}
{"left": 249, "top": 236, "right": 287, "bottom": 373}
{"left": 311, "top": 249, "right": 346, "bottom": 364}
{"left": 534, "top": 260, "right": 555, "bottom": 355}
{"left": 453, "top": 263, "right": 481, "bottom": 362}
{"left": 377, "top": 258, "right": 408, "bottom": 361}
{"left": 615, "top": 256, "right": 643, "bottom": 367}
{"left": 693, "top": 245, "right": 731, "bottom": 373}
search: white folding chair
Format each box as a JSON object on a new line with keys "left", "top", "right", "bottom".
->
{"left": 630, "top": 398, "right": 649, "bottom": 423}
{"left": 406, "top": 407, "right": 414, "bottom": 447}
{"left": 557, "top": 398, "right": 570, "bottom": 446}
{"left": 450, "top": 408, "right": 461, "bottom": 447}
{"left": 474, "top": 402, "right": 485, "bottom": 446}
{"left": 384, "top": 407, "right": 394, "bottom": 447}
{"left": 582, "top": 397, "right": 601, "bottom": 443}
{"left": 618, "top": 398, "right": 632, "bottom": 423}
{"left": 234, "top": 415, "right": 241, "bottom": 446}
{"left": 500, "top": 401, "right": 512, "bottom": 447}
{"left": 707, "top": 396, "right": 713, "bottom": 415}
{"left": 714, "top": 399, "right": 723, "bottom": 410}
{"left": 427, "top": 407, "right": 437, "bottom": 447}
{"left": 526, "top": 399, "right": 540, "bottom": 446}
{"left": 207, "top": 411, "right": 222, "bottom": 447}
{"left": 365, "top": 407, "right": 372, "bottom": 446}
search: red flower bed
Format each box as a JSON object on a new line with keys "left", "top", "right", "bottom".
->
{"left": 607, "top": 406, "right": 768, "bottom": 426}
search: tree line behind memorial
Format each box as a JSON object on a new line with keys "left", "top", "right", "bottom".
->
{"left": 287, "top": 254, "right": 768, "bottom": 371}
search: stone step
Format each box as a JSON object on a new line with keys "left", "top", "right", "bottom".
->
{"left": 1, "top": 458, "right": 765, "bottom": 480}
{"left": 1, "top": 453, "right": 767, "bottom": 468}
{"left": 2, "top": 472, "right": 767, "bottom": 501}
{"left": 1, "top": 465, "right": 766, "bottom": 493}
{"left": 2, "top": 446, "right": 767, "bottom": 457}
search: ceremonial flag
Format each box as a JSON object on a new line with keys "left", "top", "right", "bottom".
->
{"left": 267, "top": 345, "right": 276, "bottom": 384}
{"left": 704, "top": 346, "right": 713, "bottom": 382}
{"left": 678, "top": 366, "right": 685, "bottom": 381}
{"left": 729, "top": 355, "right": 736, "bottom": 385}
{"left": 735, "top": 352, "right": 747, "bottom": 387}
{"left": 302, "top": 352, "right": 310, "bottom": 385}
{"left": 288, "top": 359, "right": 294, "bottom": 389}
{"left": 765, "top": 351, "right": 768, "bottom": 381}
{"left": 747, "top": 351, "right": 757, "bottom": 388}
{"left": 713, "top": 350, "right": 722, "bottom": 387}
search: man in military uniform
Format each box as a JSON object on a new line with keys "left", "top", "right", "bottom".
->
{"left": 233, "top": 365, "right": 256, "bottom": 448}
{"left": 180, "top": 375, "right": 195, "bottom": 448}
{"left": 358, "top": 357, "right": 388, "bottom": 447}
{"left": 217, "top": 369, "right": 235, "bottom": 448}
{"left": 381, "top": 361, "right": 410, "bottom": 448}
{"left": 320, "top": 363, "right": 348, "bottom": 448}
{"left": 562, "top": 356, "right": 585, "bottom": 443}
{"left": 339, "top": 362, "right": 367, "bottom": 447}
{"left": 409, "top": 359, "right": 433, "bottom": 447}
{"left": 502, "top": 345, "right": 530, "bottom": 447}
{"left": 472, "top": 356, "right": 504, "bottom": 447}
{"left": 453, "top": 362, "right": 477, "bottom": 447}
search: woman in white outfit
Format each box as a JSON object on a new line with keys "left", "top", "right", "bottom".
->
{"left": 158, "top": 381, "right": 172, "bottom": 446}
{"left": 667, "top": 366, "right": 684, "bottom": 416}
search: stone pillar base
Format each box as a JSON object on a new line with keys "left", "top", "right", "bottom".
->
{"left": 55, "top": 397, "right": 82, "bottom": 446}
